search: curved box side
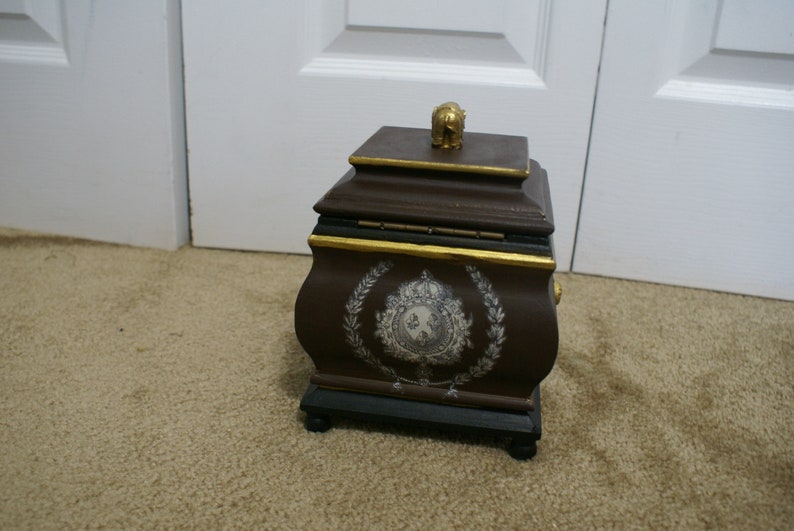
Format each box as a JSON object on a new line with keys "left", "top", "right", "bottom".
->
{"left": 295, "top": 242, "right": 558, "bottom": 411}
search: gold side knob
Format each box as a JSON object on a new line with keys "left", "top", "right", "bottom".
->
{"left": 554, "top": 280, "right": 562, "bottom": 305}
{"left": 431, "top": 101, "right": 466, "bottom": 150}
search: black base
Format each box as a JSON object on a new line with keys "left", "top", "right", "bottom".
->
{"left": 299, "top": 384, "right": 542, "bottom": 460}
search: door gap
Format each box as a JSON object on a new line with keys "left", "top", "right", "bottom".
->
{"left": 569, "top": 0, "right": 610, "bottom": 271}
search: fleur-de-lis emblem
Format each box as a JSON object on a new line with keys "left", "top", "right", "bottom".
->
{"left": 375, "top": 270, "right": 472, "bottom": 366}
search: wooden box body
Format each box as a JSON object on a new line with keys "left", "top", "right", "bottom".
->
{"left": 295, "top": 126, "right": 558, "bottom": 413}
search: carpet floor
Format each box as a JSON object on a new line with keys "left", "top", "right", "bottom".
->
{"left": 1, "top": 229, "right": 792, "bottom": 529}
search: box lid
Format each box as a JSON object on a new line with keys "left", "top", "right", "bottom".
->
{"left": 349, "top": 126, "right": 530, "bottom": 179}
{"left": 314, "top": 106, "right": 554, "bottom": 237}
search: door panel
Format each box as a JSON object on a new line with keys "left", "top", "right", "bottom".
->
{"left": 303, "top": 0, "right": 550, "bottom": 87}
{"left": 0, "top": 0, "right": 188, "bottom": 250}
{"left": 0, "top": 0, "right": 68, "bottom": 65}
{"left": 184, "top": 0, "right": 607, "bottom": 270}
{"left": 574, "top": 0, "right": 794, "bottom": 300}
{"left": 653, "top": 0, "right": 794, "bottom": 108}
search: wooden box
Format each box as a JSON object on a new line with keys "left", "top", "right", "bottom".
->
{"left": 295, "top": 104, "right": 560, "bottom": 458}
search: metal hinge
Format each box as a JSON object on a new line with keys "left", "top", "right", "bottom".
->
{"left": 357, "top": 220, "right": 504, "bottom": 241}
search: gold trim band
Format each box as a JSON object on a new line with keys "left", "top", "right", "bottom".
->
{"left": 308, "top": 235, "right": 556, "bottom": 270}
{"left": 348, "top": 155, "right": 529, "bottom": 179}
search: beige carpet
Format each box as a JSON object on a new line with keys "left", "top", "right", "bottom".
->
{"left": 1, "top": 228, "right": 792, "bottom": 529}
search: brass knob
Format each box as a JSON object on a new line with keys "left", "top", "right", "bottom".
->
{"left": 431, "top": 102, "right": 466, "bottom": 150}
{"left": 553, "top": 280, "right": 562, "bottom": 305}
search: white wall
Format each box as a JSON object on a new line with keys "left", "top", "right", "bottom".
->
{"left": 0, "top": 0, "right": 188, "bottom": 250}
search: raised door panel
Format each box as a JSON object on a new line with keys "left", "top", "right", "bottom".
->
{"left": 0, "top": 0, "right": 67, "bottom": 65}
{"left": 574, "top": 0, "right": 794, "bottom": 299}
{"left": 184, "top": 0, "right": 607, "bottom": 270}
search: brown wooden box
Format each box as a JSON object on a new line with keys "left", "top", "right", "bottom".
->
{"left": 294, "top": 111, "right": 560, "bottom": 458}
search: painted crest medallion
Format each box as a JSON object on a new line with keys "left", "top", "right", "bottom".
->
{"left": 343, "top": 261, "right": 506, "bottom": 390}
{"left": 375, "top": 270, "right": 473, "bottom": 366}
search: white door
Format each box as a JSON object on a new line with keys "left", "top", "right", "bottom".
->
{"left": 183, "top": 0, "right": 608, "bottom": 270}
{"left": 574, "top": 0, "right": 794, "bottom": 300}
{"left": 0, "top": 0, "right": 188, "bottom": 250}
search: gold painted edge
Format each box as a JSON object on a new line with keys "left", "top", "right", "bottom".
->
{"left": 308, "top": 235, "right": 556, "bottom": 270}
{"left": 348, "top": 155, "right": 530, "bottom": 179}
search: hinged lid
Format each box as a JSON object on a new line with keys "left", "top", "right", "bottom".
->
{"left": 349, "top": 126, "right": 530, "bottom": 180}
{"left": 314, "top": 103, "right": 554, "bottom": 237}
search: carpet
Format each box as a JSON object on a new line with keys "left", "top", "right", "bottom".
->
{"left": 1, "top": 228, "right": 792, "bottom": 529}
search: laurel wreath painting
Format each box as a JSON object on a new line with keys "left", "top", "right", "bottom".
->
{"left": 342, "top": 261, "right": 506, "bottom": 392}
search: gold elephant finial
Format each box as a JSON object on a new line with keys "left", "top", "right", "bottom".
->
{"left": 431, "top": 102, "right": 466, "bottom": 150}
